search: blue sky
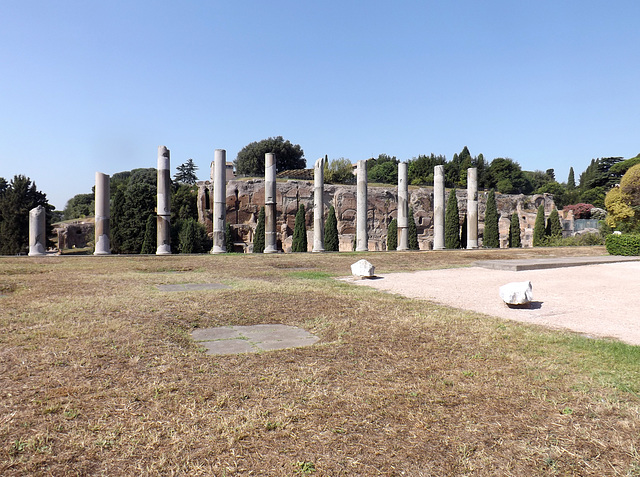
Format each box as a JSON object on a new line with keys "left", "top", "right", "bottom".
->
{"left": 1, "top": 1, "right": 639, "bottom": 210}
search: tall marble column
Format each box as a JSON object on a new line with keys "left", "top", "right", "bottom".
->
{"left": 211, "top": 149, "right": 227, "bottom": 254}
{"left": 356, "top": 160, "right": 368, "bottom": 251}
{"left": 397, "top": 161, "right": 409, "bottom": 251}
{"left": 156, "top": 145, "right": 171, "bottom": 255}
{"left": 28, "top": 205, "right": 47, "bottom": 256}
{"left": 433, "top": 165, "right": 445, "bottom": 250}
{"left": 264, "top": 152, "right": 278, "bottom": 253}
{"left": 466, "top": 167, "right": 479, "bottom": 249}
{"left": 94, "top": 172, "right": 111, "bottom": 255}
{"left": 312, "top": 156, "right": 325, "bottom": 252}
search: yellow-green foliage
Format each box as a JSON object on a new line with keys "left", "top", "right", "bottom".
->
{"left": 620, "top": 163, "right": 640, "bottom": 207}
{"left": 605, "top": 187, "right": 634, "bottom": 228}
{"left": 605, "top": 163, "right": 640, "bottom": 231}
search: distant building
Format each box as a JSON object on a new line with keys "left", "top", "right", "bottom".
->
{"left": 209, "top": 161, "right": 235, "bottom": 182}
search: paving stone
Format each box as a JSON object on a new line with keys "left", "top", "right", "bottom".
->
{"left": 200, "top": 339, "right": 256, "bottom": 355}
{"left": 256, "top": 337, "right": 320, "bottom": 351}
{"left": 192, "top": 324, "right": 319, "bottom": 355}
{"left": 156, "top": 283, "right": 230, "bottom": 292}
{"left": 192, "top": 327, "right": 239, "bottom": 341}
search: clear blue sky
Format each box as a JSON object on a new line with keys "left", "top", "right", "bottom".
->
{"left": 1, "top": 1, "right": 639, "bottom": 210}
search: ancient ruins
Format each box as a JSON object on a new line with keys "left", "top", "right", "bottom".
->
{"left": 196, "top": 154, "right": 555, "bottom": 252}
{"left": 81, "top": 148, "right": 558, "bottom": 255}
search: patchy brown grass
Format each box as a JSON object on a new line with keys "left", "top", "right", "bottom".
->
{"left": 2, "top": 246, "right": 640, "bottom": 476}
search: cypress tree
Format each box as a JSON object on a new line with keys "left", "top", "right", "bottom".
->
{"left": 508, "top": 211, "right": 522, "bottom": 248}
{"left": 567, "top": 167, "right": 576, "bottom": 190}
{"left": 483, "top": 189, "right": 500, "bottom": 248}
{"left": 387, "top": 218, "right": 397, "bottom": 250}
{"left": 533, "top": 204, "right": 546, "bottom": 246}
{"left": 291, "top": 204, "right": 307, "bottom": 252}
{"left": 546, "top": 208, "right": 563, "bottom": 238}
{"left": 445, "top": 189, "right": 461, "bottom": 249}
{"left": 178, "top": 218, "right": 199, "bottom": 253}
{"left": 253, "top": 206, "right": 265, "bottom": 253}
{"left": 408, "top": 207, "right": 419, "bottom": 250}
{"left": 140, "top": 214, "right": 156, "bottom": 254}
{"left": 225, "top": 222, "right": 235, "bottom": 252}
{"left": 460, "top": 213, "right": 468, "bottom": 249}
{"left": 324, "top": 205, "right": 339, "bottom": 251}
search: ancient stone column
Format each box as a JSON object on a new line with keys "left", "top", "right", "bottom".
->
{"left": 94, "top": 172, "right": 111, "bottom": 255}
{"left": 264, "top": 152, "right": 278, "bottom": 253}
{"left": 356, "top": 160, "right": 368, "bottom": 251}
{"left": 467, "top": 167, "right": 479, "bottom": 249}
{"left": 433, "top": 165, "right": 445, "bottom": 250}
{"left": 156, "top": 145, "right": 171, "bottom": 255}
{"left": 28, "top": 205, "right": 47, "bottom": 256}
{"left": 312, "top": 156, "right": 325, "bottom": 252}
{"left": 211, "top": 149, "right": 227, "bottom": 254}
{"left": 397, "top": 161, "right": 409, "bottom": 251}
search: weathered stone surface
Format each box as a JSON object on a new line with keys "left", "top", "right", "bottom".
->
{"left": 397, "top": 162, "right": 409, "bottom": 251}
{"left": 94, "top": 172, "right": 111, "bottom": 255}
{"left": 499, "top": 281, "right": 533, "bottom": 306}
{"left": 351, "top": 259, "right": 375, "bottom": 277}
{"left": 312, "top": 157, "right": 325, "bottom": 252}
{"left": 156, "top": 146, "right": 171, "bottom": 255}
{"left": 28, "top": 206, "right": 47, "bottom": 256}
{"left": 356, "top": 160, "right": 368, "bottom": 251}
{"left": 211, "top": 149, "right": 227, "bottom": 253}
{"left": 264, "top": 153, "right": 278, "bottom": 253}
{"left": 433, "top": 165, "right": 445, "bottom": 250}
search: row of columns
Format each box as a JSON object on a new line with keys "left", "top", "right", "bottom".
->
{"left": 28, "top": 149, "right": 479, "bottom": 256}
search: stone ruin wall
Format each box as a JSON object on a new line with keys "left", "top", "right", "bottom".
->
{"left": 197, "top": 179, "right": 556, "bottom": 252}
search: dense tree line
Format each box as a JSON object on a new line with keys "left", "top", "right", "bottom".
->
{"left": 0, "top": 175, "right": 54, "bottom": 255}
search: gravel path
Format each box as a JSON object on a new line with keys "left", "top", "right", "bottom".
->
{"left": 351, "top": 261, "right": 640, "bottom": 346}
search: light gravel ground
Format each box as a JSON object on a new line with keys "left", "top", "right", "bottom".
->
{"left": 351, "top": 261, "right": 640, "bottom": 346}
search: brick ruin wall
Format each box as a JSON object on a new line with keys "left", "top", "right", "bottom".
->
{"left": 197, "top": 179, "right": 556, "bottom": 252}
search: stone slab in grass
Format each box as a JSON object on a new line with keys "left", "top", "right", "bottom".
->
{"left": 192, "top": 324, "right": 319, "bottom": 355}
{"left": 156, "top": 283, "right": 231, "bottom": 292}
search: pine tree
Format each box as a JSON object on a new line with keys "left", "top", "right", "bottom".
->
{"left": 408, "top": 207, "right": 419, "bottom": 250}
{"left": 324, "top": 205, "right": 339, "bottom": 251}
{"left": 140, "top": 214, "right": 156, "bottom": 254}
{"left": 387, "top": 218, "right": 397, "bottom": 250}
{"left": 445, "top": 189, "right": 461, "bottom": 249}
{"left": 567, "top": 167, "right": 576, "bottom": 190}
{"left": 174, "top": 158, "right": 199, "bottom": 185}
{"left": 483, "top": 189, "right": 500, "bottom": 248}
{"left": 533, "top": 204, "right": 546, "bottom": 246}
{"left": 546, "top": 208, "right": 563, "bottom": 238}
{"left": 253, "top": 207, "right": 265, "bottom": 253}
{"left": 225, "top": 223, "right": 235, "bottom": 252}
{"left": 509, "top": 211, "right": 522, "bottom": 248}
{"left": 291, "top": 204, "right": 308, "bottom": 252}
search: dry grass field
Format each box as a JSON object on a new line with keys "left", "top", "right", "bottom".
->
{"left": 2, "top": 246, "right": 640, "bottom": 476}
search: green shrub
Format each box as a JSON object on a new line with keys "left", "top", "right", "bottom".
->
{"left": 545, "top": 208, "right": 563, "bottom": 238}
{"left": 387, "top": 218, "right": 397, "bottom": 251}
{"left": 253, "top": 207, "right": 265, "bottom": 253}
{"left": 225, "top": 223, "right": 234, "bottom": 252}
{"left": 533, "top": 204, "right": 545, "bottom": 246}
{"left": 445, "top": 190, "right": 461, "bottom": 249}
{"left": 605, "top": 234, "right": 640, "bottom": 256}
{"left": 483, "top": 189, "right": 500, "bottom": 248}
{"left": 178, "top": 218, "right": 205, "bottom": 253}
{"left": 408, "top": 207, "right": 419, "bottom": 250}
{"left": 509, "top": 211, "right": 522, "bottom": 248}
{"left": 291, "top": 204, "right": 307, "bottom": 252}
{"left": 140, "top": 214, "right": 156, "bottom": 254}
{"left": 324, "top": 205, "right": 339, "bottom": 251}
